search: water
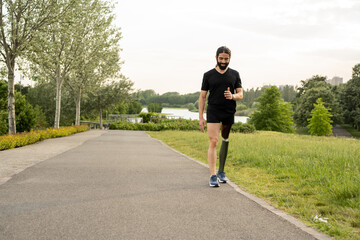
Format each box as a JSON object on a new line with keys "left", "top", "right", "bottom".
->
{"left": 141, "top": 108, "right": 248, "bottom": 123}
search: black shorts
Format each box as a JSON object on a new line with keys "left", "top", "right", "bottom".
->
{"left": 206, "top": 105, "right": 235, "bottom": 125}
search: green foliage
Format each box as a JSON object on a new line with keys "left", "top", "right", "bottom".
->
{"left": 0, "top": 125, "right": 89, "bottom": 151}
{"left": 15, "top": 92, "right": 36, "bottom": 132}
{"left": 109, "top": 118, "right": 256, "bottom": 133}
{"left": 307, "top": 98, "right": 333, "bottom": 136}
{"left": 115, "top": 101, "right": 142, "bottom": 115}
{"left": 138, "top": 112, "right": 156, "bottom": 123}
{"left": 128, "top": 101, "right": 143, "bottom": 114}
{"left": 33, "top": 105, "right": 48, "bottom": 129}
{"left": 249, "top": 86, "right": 294, "bottom": 133}
{"left": 26, "top": 81, "right": 76, "bottom": 127}
{"left": 340, "top": 64, "right": 360, "bottom": 130}
{"left": 147, "top": 103, "right": 163, "bottom": 113}
{"left": 0, "top": 82, "right": 37, "bottom": 134}
{"left": 294, "top": 75, "right": 341, "bottom": 127}
{"left": 242, "top": 85, "right": 296, "bottom": 108}
{"left": 231, "top": 122, "right": 256, "bottom": 133}
{"left": 134, "top": 90, "right": 200, "bottom": 107}
{"left": 0, "top": 111, "right": 7, "bottom": 135}
{"left": 185, "top": 103, "right": 197, "bottom": 112}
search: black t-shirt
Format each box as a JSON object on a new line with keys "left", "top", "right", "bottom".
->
{"left": 201, "top": 68, "right": 242, "bottom": 112}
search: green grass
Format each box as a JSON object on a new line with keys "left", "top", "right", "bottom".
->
{"left": 148, "top": 130, "right": 360, "bottom": 240}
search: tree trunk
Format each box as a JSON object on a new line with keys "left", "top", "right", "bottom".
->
{"left": 54, "top": 67, "right": 63, "bottom": 129}
{"left": 99, "top": 107, "right": 103, "bottom": 130}
{"left": 7, "top": 58, "right": 16, "bottom": 134}
{"left": 75, "top": 87, "right": 81, "bottom": 125}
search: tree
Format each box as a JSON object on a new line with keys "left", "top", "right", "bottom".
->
{"left": 340, "top": 63, "right": 360, "bottom": 130}
{"left": 147, "top": 103, "right": 163, "bottom": 113}
{"left": 26, "top": 0, "right": 91, "bottom": 128}
{"left": 64, "top": 0, "right": 121, "bottom": 125}
{"left": 14, "top": 91, "right": 35, "bottom": 132}
{"left": 0, "top": 0, "right": 73, "bottom": 134}
{"left": 88, "top": 78, "right": 133, "bottom": 129}
{"left": 0, "top": 81, "right": 35, "bottom": 134}
{"left": 280, "top": 85, "right": 297, "bottom": 104}
{"left": 249, "top": 86, "right": 294, "bottom": 133}
{"left": 127, "top": 101, "right": 142, "bottom": 114}
{"left": 294, "top": 75, "right": 341, "bottom": 127}
{"left": 26, "top": 81, "right": 75, "bottom": 127}
{"left": 307, "top": 98, "right": 333, "bottom": 136}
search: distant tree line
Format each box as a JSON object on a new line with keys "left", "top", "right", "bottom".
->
{"left": 250, "top": 63, "right": 360, "bottom": 135}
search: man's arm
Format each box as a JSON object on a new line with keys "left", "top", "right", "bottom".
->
{"left": 224, "top": 87, "right": 243, "bottom": 101}
{"left": 232, "top": 88, "right": 243, "bottom": 101}
{"left": 199, "top": 90, "right": 208, "bottom": 133}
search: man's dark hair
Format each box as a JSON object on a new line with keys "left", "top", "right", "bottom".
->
{"left": 216, "top": 46, "right": 231, "bottom": 58}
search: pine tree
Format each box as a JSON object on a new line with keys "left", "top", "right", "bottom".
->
{"left": 249, "top": 86, "right": 294, "bottom": 133}
{"left": 307, "top": 98, "right": 333, "bottom": 136}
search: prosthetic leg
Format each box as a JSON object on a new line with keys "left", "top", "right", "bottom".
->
{"left": 217, "top": 124, "right": 232, "bottom": 183}
{"left": 218, "top": 139, "right": 229, "bottom": 173}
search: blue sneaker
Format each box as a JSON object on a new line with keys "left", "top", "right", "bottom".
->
{"left": 209, "top": 175, "right": 220, "bottom": 187}
{"left": 217, "top": 171, "right": 228, "bottom": 183}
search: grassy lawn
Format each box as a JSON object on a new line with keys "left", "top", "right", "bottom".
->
{"left": 148, "top": 130, "right": 360, "bottom": 240}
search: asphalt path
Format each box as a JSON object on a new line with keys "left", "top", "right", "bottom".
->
{"left": 0, "top": 130, "right": 332, "bottom": 240}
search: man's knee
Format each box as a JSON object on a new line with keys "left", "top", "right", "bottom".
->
{"left": 209, "top": 137, "right": 219, "bottom": 148}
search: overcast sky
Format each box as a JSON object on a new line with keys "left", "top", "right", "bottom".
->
{"left": 115, "top": 0, "right": 359, "bottom": 94}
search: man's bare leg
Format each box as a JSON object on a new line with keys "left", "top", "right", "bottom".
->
{"left": 207, "top": 123, "right": 221, "bottom": 175}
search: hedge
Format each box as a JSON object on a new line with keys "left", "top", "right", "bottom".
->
{"left": 0, "top": 125, "right": 89, "bottom": 151}
{"left": 109, "top": 118, "right": 256, "bottom": 133}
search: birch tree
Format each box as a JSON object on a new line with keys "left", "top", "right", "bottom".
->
{"left": 27, "top": 0, "right": 92, "bottom": 128}
{"left": 65, "top": 0, "right": 121, "bottom": 125}
{"left": 0, "top": 0, "right": 73, "bottom": 134}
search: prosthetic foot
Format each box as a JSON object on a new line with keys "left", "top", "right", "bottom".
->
{"left": 217, "top": 139, "right": 229, "bottom": 183}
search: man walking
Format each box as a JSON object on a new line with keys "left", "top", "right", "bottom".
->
{"left": 199, "top": 46, "right": 243, "bottom": 187}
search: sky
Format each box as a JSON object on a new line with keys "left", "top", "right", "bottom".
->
{"left": 114, "top": 0, "right": 360, "bottom": 94}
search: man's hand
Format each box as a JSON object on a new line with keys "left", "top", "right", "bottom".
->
{"left": 224, "top": 87, "right": 233, "bottom": 100}
{"left": 199, "top": 118, "right": 206, "bottom": 133}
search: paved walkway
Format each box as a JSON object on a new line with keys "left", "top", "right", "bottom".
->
{"left": 0, "top": 130, "right": 332, "bottom": 240}
{"left": 332, "top": 124, "right": 353, "bottom": 138}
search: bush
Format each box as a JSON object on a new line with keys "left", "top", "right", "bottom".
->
{"left": 231, "top": 122, "right": 256, "bottom": 133}
{"left": 138, "top": 112, "right": 163, "bottom": 123}
{"left": 0, "top": 125, "right": 89, "bottom": 151}
{"left": 0, "top": 110, "right": 7, "bottom": 135}
{"left": 109, "top": 118, "right": 256, "bottom": 133}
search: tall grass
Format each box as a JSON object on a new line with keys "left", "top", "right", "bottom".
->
{"left": 149, "top": 131, "right": 360, "bottom": 240}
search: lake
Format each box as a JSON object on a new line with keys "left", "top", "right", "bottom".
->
{"left": 142, "top": 108, "right": 249, "bottom": 124}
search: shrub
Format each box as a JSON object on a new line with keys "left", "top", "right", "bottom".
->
{"left": 109, "top": 118, "right": 256, "bottom": 133}
{"left": 138, "top": 112, "right": 163, "bottom": 123}
{"left": 231, "top": 122, "right": 256, "bottom": 133}
{"left": 0, "top": 125, "right": 89, "bottom": 151}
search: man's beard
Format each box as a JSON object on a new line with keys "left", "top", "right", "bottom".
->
{"left": 217, "top": 61, "right": 229, "bottom": 70}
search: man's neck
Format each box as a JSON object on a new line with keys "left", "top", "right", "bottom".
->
{"left": 215, "top": 66, "right": 228, "bottom": 74}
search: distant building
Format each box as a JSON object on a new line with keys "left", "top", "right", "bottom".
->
{"left": 326, "top": 76, "right": 343, "bottom": 86}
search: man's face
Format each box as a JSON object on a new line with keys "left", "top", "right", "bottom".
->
{"left": 216, "top": 53, "right": 230, "bottom": 70}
